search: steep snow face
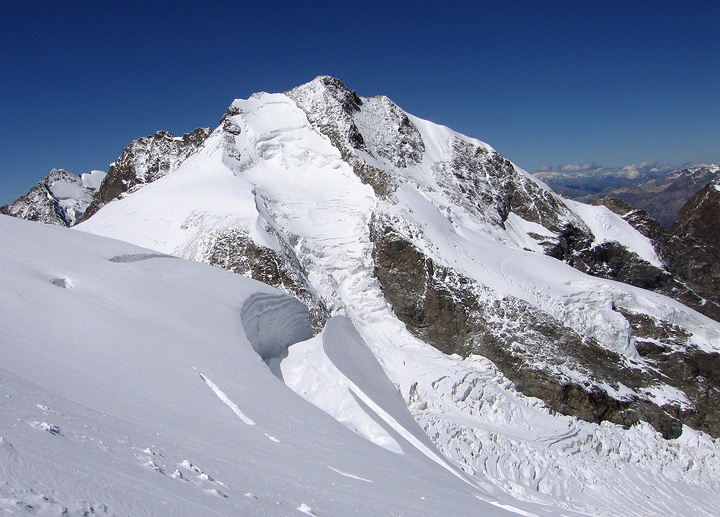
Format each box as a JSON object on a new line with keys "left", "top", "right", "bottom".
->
{"left": 562, "top": 197, "right": 662, "bottom": 267}
{"left": 73, "top": 77, "right": 720, "bottom": 514}
{"left": 1, "top": 169, "right": 106, "bottom": 226}
{"left": 79, "top": 92, "right": 377, "bottom": 324}
{"left": 1, "top": 215, "right": 532, "bottom": 516}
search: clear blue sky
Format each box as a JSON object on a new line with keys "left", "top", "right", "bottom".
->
{"left": 2, "top": 1, "right": 718, "bottom": 204}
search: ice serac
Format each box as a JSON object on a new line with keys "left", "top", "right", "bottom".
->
{"left": 71, "top": 76, "right": 720, "bottom": 515}
{"left": 1, "top": 169, "right": 106, "bottom": 226}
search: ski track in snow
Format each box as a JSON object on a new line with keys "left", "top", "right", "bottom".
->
{"left": 327, "top": 466, "right": 373, "bottom": 483}
{"left": 0, "top": 368, "right": 239, "bottom": 515}
{"left": 197, "top": 371, "right": 256, "bottom": 426}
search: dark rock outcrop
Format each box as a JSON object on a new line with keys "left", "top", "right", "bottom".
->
{"left": 596, "top": 195, "right": 720, "bottom": 322}
{"left": 287, "top": 76, "right": 425, "bottom": 199}
{"left": 205, "top": 227, "right": 329, "bottom": 333}
{"left": 371, "top": 219, "right": 720, "bottom": 439}
{"left": 433, "top": 138, "right": 576, "bottom": 232}
{"left": 670, "top": 176, "right": 720, "bottom": 249}
{"left": 80, "top": 127, "right": 210, "bottom": 221}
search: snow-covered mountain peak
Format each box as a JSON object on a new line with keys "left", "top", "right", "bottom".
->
{"left": 1, "top": 168, "right": 106, "bottom": 226}
{"left": 76, "top": 77, "right": 720, "bottom": 441}
{"left": 665, "top": 163, "right": 719, "bottom": 182}
{"left": 7, "top": 77, "right": 720, "bottom": 515}
{"left": 289, "top": 75, "right": 364, "bottom": 114}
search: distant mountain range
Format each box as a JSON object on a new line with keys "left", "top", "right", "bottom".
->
{"left": 2, "top": 76, "right": 720, "bottom": 516}
{"left": 536, "top": 164, "right": 720, "bottom": 227}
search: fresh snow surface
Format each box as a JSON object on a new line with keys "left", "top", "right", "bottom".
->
{"left": 562, "top": 197, "right": 663, "bottom": 267}
{"left": 1, "top": 215, "right": 536, "bottom": 516}
{"left": 72, "top": 87, "right": 720, "bottom": 515}
{"left": 279, "top": 323, "right": 405, "bottom": 455}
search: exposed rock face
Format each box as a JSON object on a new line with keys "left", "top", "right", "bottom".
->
{"left": 548, "top": 228, "right": 667, "bottom": 290}
{"left": 199, "top": 80, "right": 720, "bottom": 439}
{"left": 371, "top": 218, "right": 717, "bottom": 439}
{"left": 1, "top": 169, "right": 105, "bottom": 226}
{"left": 596, "top": 196, "right": 720, "bottom": 322}
{"left": 545, "top": 212, "right": 679, "bottom": 311}
{"left": 432, "top": 138, "right": 578, "bottom": 232}
{"left": 80, "top": 127, "right": 210, "bottom": 221}
{"left": 671, "top": 176, "right": 720, "bottom": 249}
{"left": 287, "top": 76, "right": 424, "bottom": 199}
{"left": 203, "top": 227, "right": 329, "bottom": 332}
{"left": 423, "top": 135, "right": 681, "bottom": 308}
{"left": 286, "top": 80, "right": 720, "bottom": 439}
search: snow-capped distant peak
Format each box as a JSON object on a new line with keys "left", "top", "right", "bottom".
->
{"left": 1, "top": 168, "right": 106, "bottom": 226}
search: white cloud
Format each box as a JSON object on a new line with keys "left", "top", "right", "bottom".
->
{"left": 619, "top": 164, "right": 641, "bottom": 179}
{"left": 535, "top": 161, "right": 676, "bottom": 179}
{"left": 560, "top": 162, "right": 598, "bottom": 173}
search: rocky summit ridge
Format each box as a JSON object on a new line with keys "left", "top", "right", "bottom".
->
{"left": 2, "top": 168, "right": 106, "bottom": 226}
{"left": 4, "top": 76, "right": 720, "bottom": 515}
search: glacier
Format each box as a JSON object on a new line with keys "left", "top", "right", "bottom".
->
{"left": 0, "top": 215, "right": 534, "bottom": 516}
{"left": 3, "top": 76, "right": 719, "bottom": 515}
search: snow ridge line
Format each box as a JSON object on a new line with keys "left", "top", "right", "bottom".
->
{"left": 332, "top": 366, "right": 474, "bottom": 488}
{"left": 197, "top": 371, "right": 256, "bottom": 425}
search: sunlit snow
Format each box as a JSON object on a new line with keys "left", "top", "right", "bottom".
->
{"left": 46, "top": 81, "right": 720, "bottom": 515}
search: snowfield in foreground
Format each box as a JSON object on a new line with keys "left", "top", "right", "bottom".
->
{"left": 0, "top": 215, "right": 543, "bottom": 516}
{"left": 3, "top": 213, "right": 720, "bottom": 516}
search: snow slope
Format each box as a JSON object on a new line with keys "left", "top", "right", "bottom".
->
{"left": 70, "top": 79, "right": 720, "bottom": 515}
{"left": 1, "top": 215, "right": 542, "bottom": 516}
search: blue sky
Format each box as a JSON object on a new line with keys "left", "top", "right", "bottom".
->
{"left": 2, "top": 1, "right": 718, "bottom": 204}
